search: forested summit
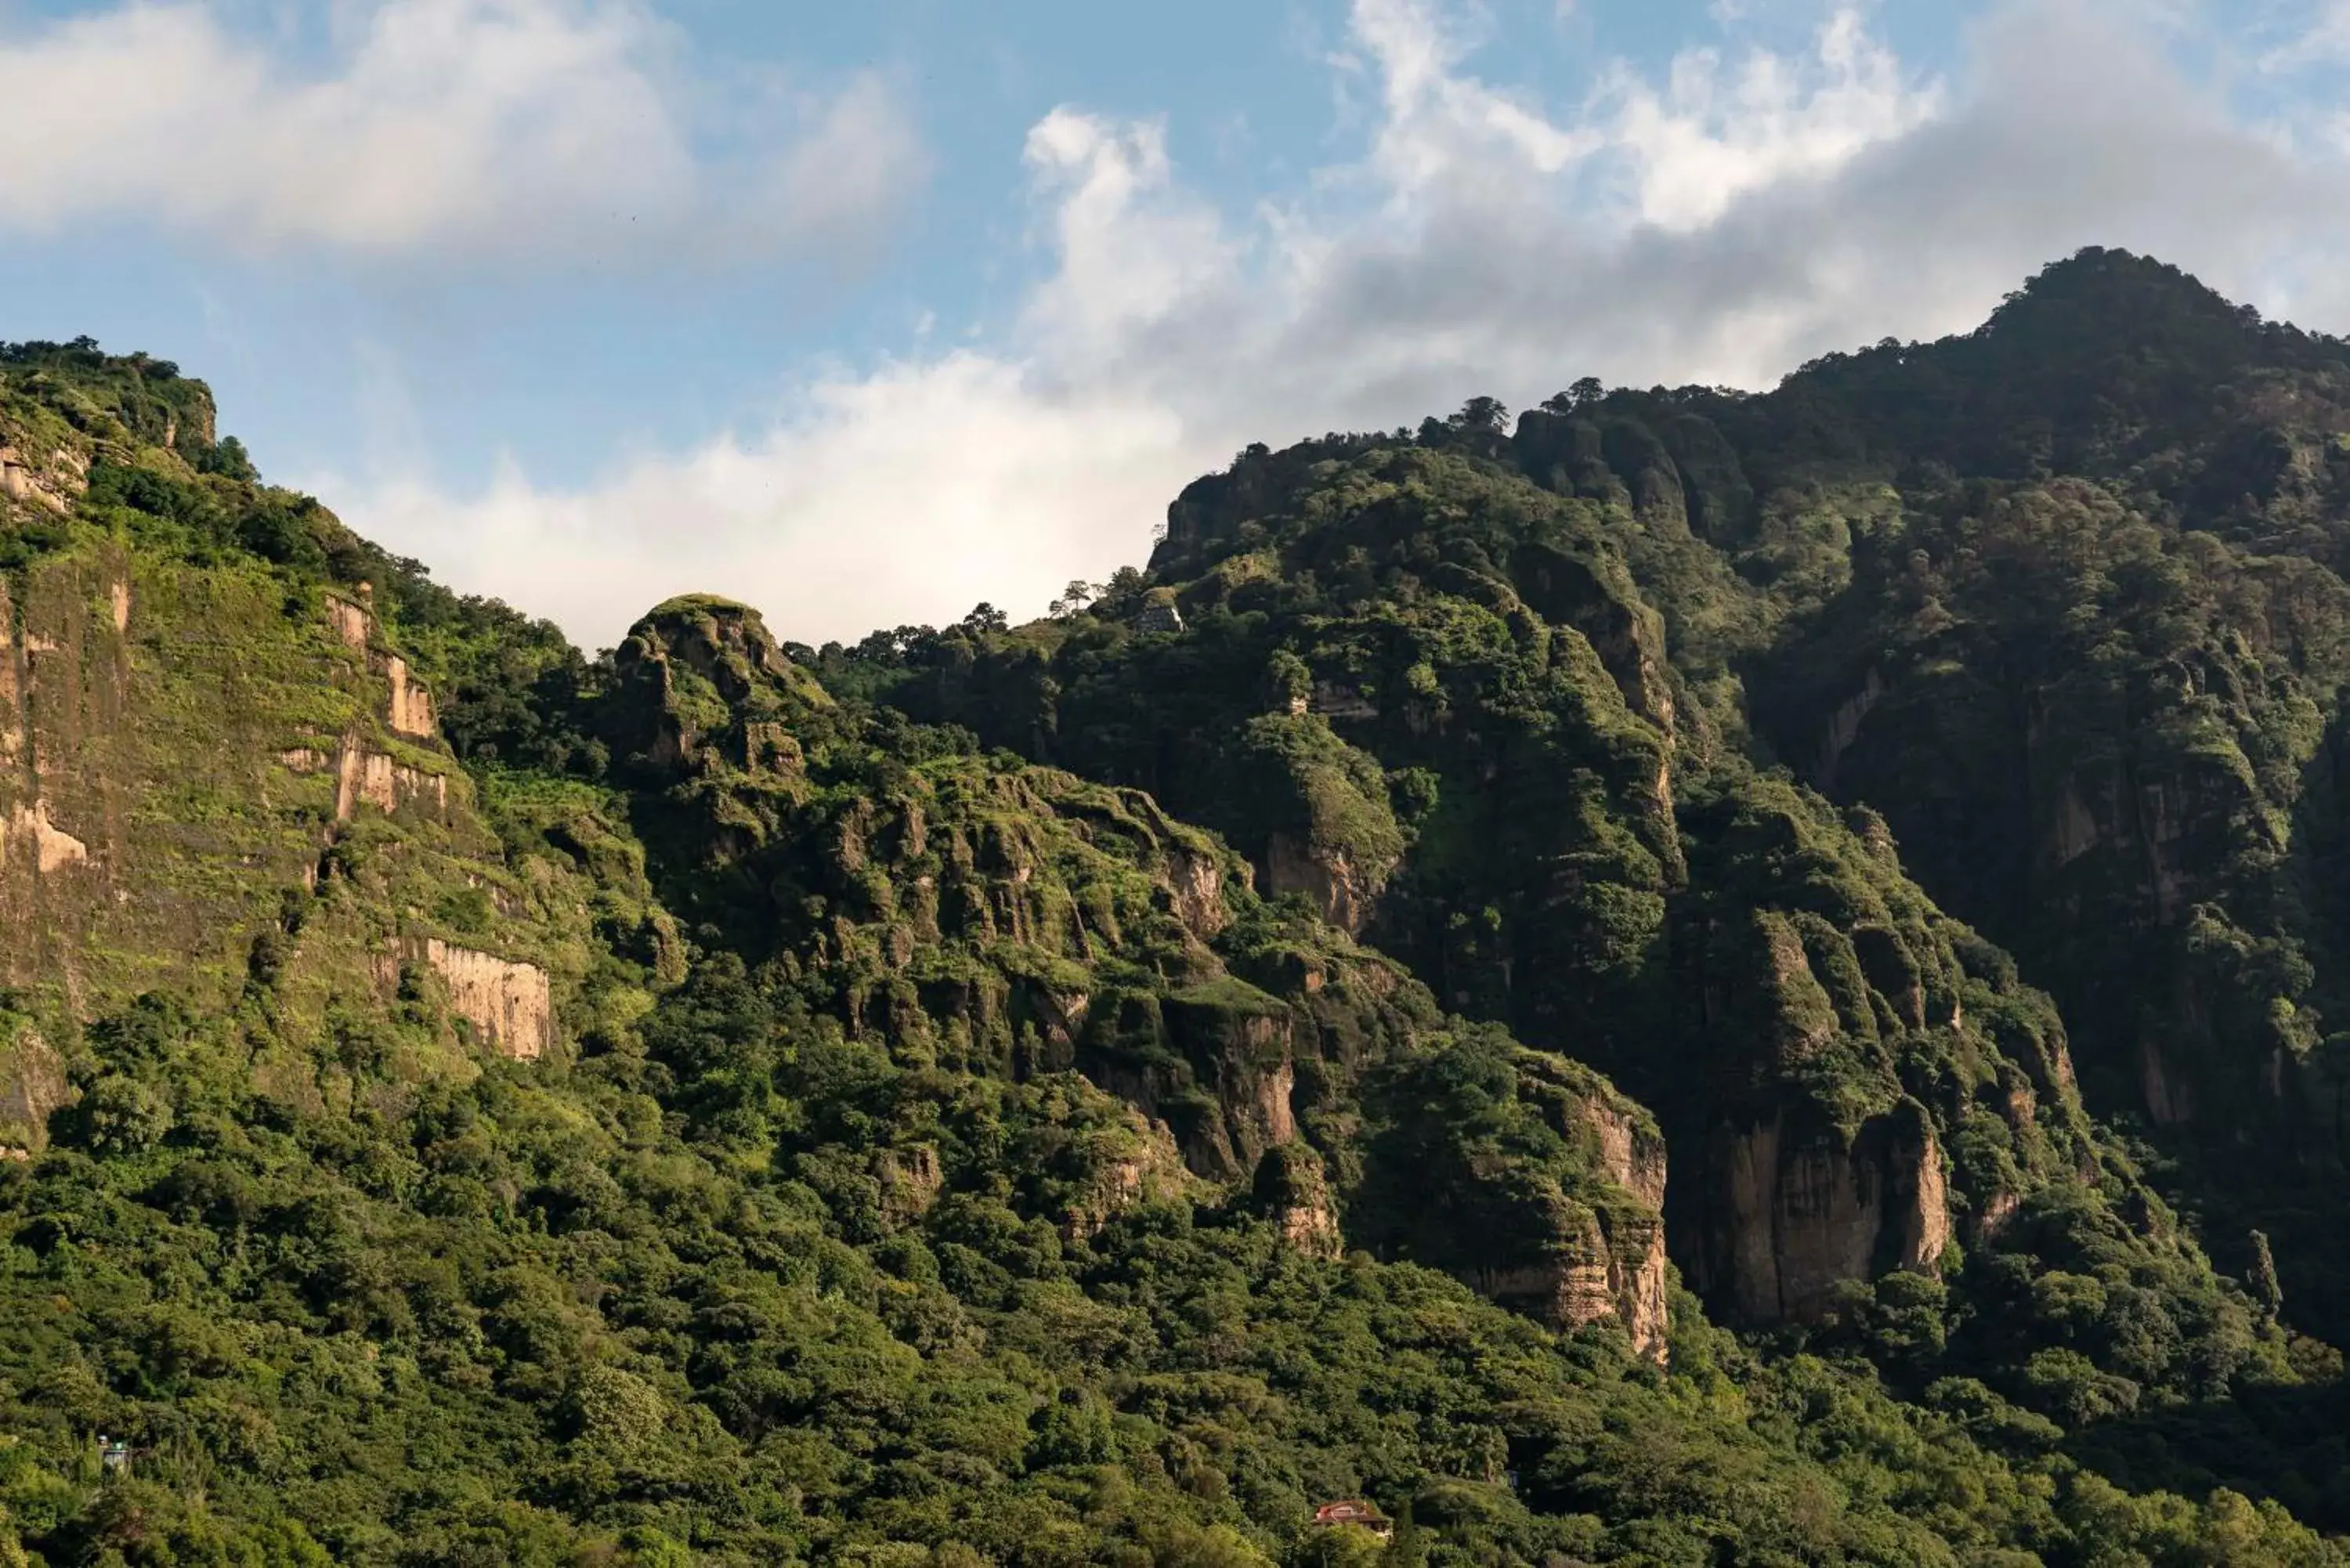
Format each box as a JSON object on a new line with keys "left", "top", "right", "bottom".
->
{"left": 4, "top": 250, "right": 2350, "bottom": 1565}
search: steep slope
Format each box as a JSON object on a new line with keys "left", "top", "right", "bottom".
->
{"left": 841, "top": 443, "right": 2260, "bottom": 1382}
{"left": 592, "top": 594, "right": 1679, "bottom": 1357}
{"left": 5, "top": 290, "right": 2350, "bottom": 1566}
{"left": 0, "top": 343, "right": 653, "bottom": 1132}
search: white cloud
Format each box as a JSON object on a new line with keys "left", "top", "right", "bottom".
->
{"left": 349, "top": 353, "right": 1193, "bottom": 650}
{"left": 327, "top": 0, "right": 2350, "bottom": 649}
{"left": 0, "top": 0, "right": 926, "bottom": 258}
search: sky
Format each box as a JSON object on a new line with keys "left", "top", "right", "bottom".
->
{"left": 4, "top": 0, "right": 2350, "bottom": 650}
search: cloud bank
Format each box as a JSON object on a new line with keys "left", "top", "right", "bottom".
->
{"left": 220, "top": 2, "right": 2350, "bottom": 645}
{"left": 0, "top": 0, "right": 925, "bottom": 258}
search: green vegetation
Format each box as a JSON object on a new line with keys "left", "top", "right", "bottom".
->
{"left": 9, "top": 248, "right": 2350, "bottom": 1562}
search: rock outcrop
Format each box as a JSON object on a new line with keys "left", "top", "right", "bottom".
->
{"left": 324, "top": 594, "right": 436, "bottom": 739}
{"left": 379, "top": 938, "right": 555, "bottom": 1061}
{"left": 382, "top": 654, "right": 436, "bottom": 738}
{"left": 1159, "top": 843, "right": 1231, "bottom": 939}
{"left": 0, "top": 442, "right": 85, "bottom": 515}
{"left": 282, "top": 744, "right": 450, "bottom": 822}
{"left": 5, "top": 800, "right": 89, "bottom": 875}
{"left": 1061, "top": 1107, "right": 1194, "bottom": 1240}
{"left": 1264, "top": 833, "right": 1373, "bottom": 935}
{"left": 1469, "top": 1205, "right": 1670, "bottom": 1364}
{"left": 1252, "top": 1138, "right": 1344, "bottom": 1259}
{"left": 0, "top": 1025, "right": 67, "bottom": 1154}
{"left": 1518, "top": 1079, "right": 1672, "bottom": 1360}
{"left": 326, "top": 593, "right": 373, "bottom": 652}
{"left": 1697, "top": 1103, "right": 1949, "bottom": 1323}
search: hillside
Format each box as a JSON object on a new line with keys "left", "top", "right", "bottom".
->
{"left": 3, "top": 256, "right": 2350, "bottom": 1565}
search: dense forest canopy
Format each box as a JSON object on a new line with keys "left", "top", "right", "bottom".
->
{"left": 5, "top": 247, "right": 2350, "bottom": 1564}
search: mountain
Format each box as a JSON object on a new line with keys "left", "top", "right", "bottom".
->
{"left": 2, "top": 255, "right": 2348, "bottom": 1565}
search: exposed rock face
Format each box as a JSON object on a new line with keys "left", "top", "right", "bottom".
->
{"left": 0, "top": 1026, "right": 68, "bottom": 1154}
{"left": 1467, "top": 1209, "right": 1670, "bottom": 1364}
{"left": 326, "top": 594, "right": 436, "bottom": 737}
{"left": 6, "top": 800, "right": 88, "bottom": 875}
{"left": 1816, "top": 667, "right": 1885, "bottom": 789}
{"left": 609, "top": 595, "right": 835, "bottom": 782}
{"left": 1113, "top": 996, "right": 1306, "bottom": 1180}
{"left": 1614, "top": 1226, "right": 1672, "bottom": 1361}
{"left": 395, "top": 938, "right": 555, "bottom": 1061}
{"left": 877, "top": 1143, "right": 945, "bottom": 1220}
{"left": 1583, "top": 1097, "right": 1669, "bottom": 1211}
{"left": 343, "top": 750, "right": 446, "bottom": 822}
{"left": 1061, "top": 1109, "right": 1192, "bottom": 1240}
{"left": 326, "top": 594, "right": 372, "bottom": 652}
{"left": 1484, "top": 1095, "right": 1672, "bottom": 1361}
{"left": 1159, "top": 844, "right": 1230, "bottom": 938}
{"left": 381, "top": 655, "right": 437, "bottom": 738}
{"left": 1265, "top": 833, "right": 1372, "bottom": 934}
{"left": 1135, "top": 589, "right": 1185, "bottom": 634}
{"left": 284, "top": 744, "right": 449, "bottom": 822}
{"left": 1579, "top": 1100, "right": 1672, "bottom": 1359}
{"left": 1508, "top": 539, "right": 1676, "bottom": 735}
{"left": 1975, "top": 1187, "right": 2023, "bottom": 1242}
{"left": 0, "top": 443, "right": 84, "bottom": 515}
{"left": 1253, "top": 1140, "right": 1343, "bottom": 1258}
{"left": 1700, "top": 1103, "right": 1949, "bottom": 1323}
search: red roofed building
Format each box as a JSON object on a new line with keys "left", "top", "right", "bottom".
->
{"left": 1311, "top": 1501, "right": 1393, "bottom": 1538}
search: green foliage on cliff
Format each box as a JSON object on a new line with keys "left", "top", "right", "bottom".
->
{"left": 13, "top": 253, "right": 2350, "bottom": 1565}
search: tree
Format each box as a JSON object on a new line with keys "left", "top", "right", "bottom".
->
{"left": 1448, "top": 396, "right": 1509, "bottom": 434}
{"left": 1541, "top": 377, "right": 1606, "bottom": 414}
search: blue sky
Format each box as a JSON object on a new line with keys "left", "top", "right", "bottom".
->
{"left": 3, "top": 0, "right": 2349, "bottom": 646}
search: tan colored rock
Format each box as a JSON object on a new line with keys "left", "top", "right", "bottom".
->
{"left": 0, "top": 586, "right": 16, "bottom": 768}
{"left": 1472, "top": 1208, "right": 1671, "bottom": 1364}
{"left": 326, "top": 594, "right": 373, "bottom": 652}
{"left": 413, "top": 938, "right": 554, "bottom": 1061}
{"left": 0, "top": 445, "right": 70, "bottom": 515}
{"left": 381, "top": 654, "right": 436, "bottom": 738}
{"left": 1616, "top": 1223, "right": 1672, "bottom": 1362}
{"left": 1975, "top": 1188, "right": 2022, "bottom": 1242}
{"left": 1581, "top": 1097, "right": 1669, "bottom": 1210}
{"left": 1253, "top": 1141, "right": 1345, "bottom": 1259}
{"left": 312, "top": 744, "right": 447, "bottom": 822}
{"left": 1713, "top": 1105, "right": 1948, "bottom": 1322}
{"left": 1161, "top": 844, "right": 1229, "bottom": 938}
{"left": 1278, "top": 1187, "right": 1344, "bottom": 1259}
{"left": 7, "top": 800, "right": 88, "bottom": 874}
{"left": 1902, "top": 1129, "right": 1950, "bottom": 1271}
{"left": 1256, "top": 1057, "right": 1298, "bottom": 1147}
{"left": 110, "top": 580, "right": 130, "bottom": 634}
{"left": 1265, "top": 832, "right": 1372, "bottom": 934}
{"left": 1063, "top": 1111, "right": 1192, "bottom": 1240}
{"left": 0, "top": 1027, "right": 68, "bottom": 1154}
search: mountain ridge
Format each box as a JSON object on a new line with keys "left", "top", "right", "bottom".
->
{"left": 2, "top": 249, "right": 2348, "bottom": 1564}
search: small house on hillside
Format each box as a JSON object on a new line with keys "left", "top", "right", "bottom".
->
{"left": 1311, "top": 1500, "right": 1393, "bottom": 1539}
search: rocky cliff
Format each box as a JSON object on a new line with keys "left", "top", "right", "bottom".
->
{"left": 589, "top": 595, "right": 1682, "bottom": 1352}
{"left": 0, "top": 349, "right": 638, "bottom": 1115}
{"left": 1, "top": 284, "right": 2340, "bottom": 1564}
